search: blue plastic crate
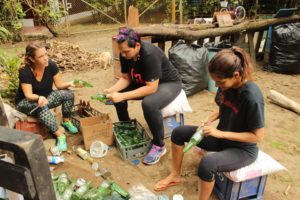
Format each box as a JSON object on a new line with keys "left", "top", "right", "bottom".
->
{"left": 214, "top": 173, "right": 268, "bottom": 200}
{"left": 163, "top": 114, "right": 184, "bottom": 138}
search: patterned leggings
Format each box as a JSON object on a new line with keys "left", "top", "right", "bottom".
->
{"left": 16, "top": 90, "right": 74, "bottom": 134}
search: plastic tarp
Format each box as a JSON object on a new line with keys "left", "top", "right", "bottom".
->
{"left": 265, "top": 23, "right": 300, "bottom": 74}
{"left": 169, "top": 40, "right": 209, "bottom": 96}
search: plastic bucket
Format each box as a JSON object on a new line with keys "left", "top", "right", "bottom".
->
{"left": 207, "top": 50, "right": 218, "bottom": 93}
{"left": 90, "top": 141, "right": 109, "bottom": 158}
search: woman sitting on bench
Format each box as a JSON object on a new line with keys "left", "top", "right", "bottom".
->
{"left": 154, "top": 46, "right": 265, "bottom": 200}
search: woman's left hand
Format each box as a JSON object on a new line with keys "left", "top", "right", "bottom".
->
{"left": 203, "top": 125, "right": 224, "bottom": 139}
{"left": 106, "top": 92, "right": 124, "bottom": 103}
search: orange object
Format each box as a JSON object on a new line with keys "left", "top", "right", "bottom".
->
{"left": 15, "top": 117, "right": 48, "bottom": 139}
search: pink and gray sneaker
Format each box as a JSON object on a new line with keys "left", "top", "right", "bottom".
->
{"left": 143, "top": 144, "right": 167, "bottom": 165}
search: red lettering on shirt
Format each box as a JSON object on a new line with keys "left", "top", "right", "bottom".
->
{"left": 222, "top": 99, "right": 239, "bottom": 114}
{"left": 130, "top": 67, "right": 145, "bottom": 84}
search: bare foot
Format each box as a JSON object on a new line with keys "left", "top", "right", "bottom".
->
{"left": 154, "top": 174, "right": 181, "bottom": 191}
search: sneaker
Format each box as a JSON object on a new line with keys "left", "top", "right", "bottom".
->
{"left": 143, "top": 144, "right": 167, "bottom": 165}
{"left": 62, "top": 120, "right": 78, "bottom": 134}
{"left": 56, "top": 135, "right": 67, "bottom": 152}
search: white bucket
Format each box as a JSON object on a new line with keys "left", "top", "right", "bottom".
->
{"left": 90, "top": 141, "right": 109, "bottom": 158}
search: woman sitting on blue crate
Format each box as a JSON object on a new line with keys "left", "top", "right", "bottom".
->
{"left": 15, "top": 43, "right": 80, "bottom": 152}
{"left": 104, "top": 28, "right": 182, "bottom": 165}
{"left": 154, "top": 46, "right": 265, "bottom": 200}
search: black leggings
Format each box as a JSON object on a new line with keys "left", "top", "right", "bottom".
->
{"left": 114, "top": 81, "right": 182, "bottom": 146}
{"left": 171, "top": 125, "right": 258, "bottom": 182}
{"left": 16, "top": 90, "right": 74, "bottom": 134}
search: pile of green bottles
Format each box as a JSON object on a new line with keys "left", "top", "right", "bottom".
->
{"left": 52, "top": 172, "right": 130, "bottom": 200}
{"left": 114, "top": 121, "right": 148, "bottom": 147}
{"left": 91, "top": 93, "right": 109, "bottom": 103}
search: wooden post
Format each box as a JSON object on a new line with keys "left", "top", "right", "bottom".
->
{"left": 172, "top": 0, "right": 176, "bottom": 24}
{"left": 179, "top": 0, "right": 183, "bottom": 24}
{"left": 158, "top": 41, "right": 165, "bottom": 51}
{"left": 247, "top": 31, "right": 256, "bottom": 65}
{"left": 124, "top": 0, "right": 127, "bottom": 24}
{"left": 255, "top": 30, "right": 264, "bottom": 54}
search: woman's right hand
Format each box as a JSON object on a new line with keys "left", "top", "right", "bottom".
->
{"left": 38, "top": 96, "right": 48, "bottom": 107}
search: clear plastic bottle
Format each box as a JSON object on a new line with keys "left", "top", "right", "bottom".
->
{"left": 48, "top": 156, "right": 65, "bottom": 164}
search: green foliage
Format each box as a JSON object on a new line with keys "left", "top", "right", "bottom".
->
{"left": 0, "top": 49, "right": 22, "bottom": 99}
{"left": 0, "top": 26, "right": 12, "bottom": 43}
{"left": 0, "top": 0, "right": 25, "bottom": 41}
{"left": 23, "top": 0, "right": 65, "bottom": 36}
{"left": 87, "top": 0, "right": 171, "bottom": 23}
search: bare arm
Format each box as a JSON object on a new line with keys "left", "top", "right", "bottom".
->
{"left": 203, "top": 126, "right": 265, "bottom": 143}
{"left": 202, "top": 110, "right": 219, "bottom": 125}
{"left": 53, "top": 73, "right": 72, "bottom": 89}
{"left": 21, "top": 83, "right": 48, "bottom": 107}
{"left": 107, "top": 79, "right": 159, "bottom": 103}
{"left": 105, "top": 73, "right": 131, "bottom": 93}
{"left": 21, "top": 83, "right": 40, "bottom": 101}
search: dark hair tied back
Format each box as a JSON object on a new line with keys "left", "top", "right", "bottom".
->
{"left": 208, "top": 46, "right": 253, "bottom": 81}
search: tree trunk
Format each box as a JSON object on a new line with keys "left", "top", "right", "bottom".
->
{"left": 134, "top": 15, "right": 300, "bottom": 40}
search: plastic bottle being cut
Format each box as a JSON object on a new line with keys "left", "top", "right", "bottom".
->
{"left": 183, "top": 127, "right": 204, "bottom": 153}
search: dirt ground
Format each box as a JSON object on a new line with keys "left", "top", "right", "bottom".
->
{"left": 4, "top": 29, "right": 300, "bottom": 199}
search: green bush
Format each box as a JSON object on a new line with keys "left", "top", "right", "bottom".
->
{"left": 0, "top": 49, "right": 22, "bottom": 99}
{"left": 0, "top": 27, "right": 12, "bottom": 43}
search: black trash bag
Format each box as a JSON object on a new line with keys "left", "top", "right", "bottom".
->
{"left": 169, "top": 40, "right": 209, "bottom": 96}
{"left": 265, "top": 23, "right": 300, "bottom": 74}
{"left": 204, "top": 41, "right": 233, "bottom": 52}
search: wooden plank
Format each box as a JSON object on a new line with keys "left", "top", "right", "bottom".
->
{"left": 158, "top": 41, "right": 165, "bottom": 51}
{"left": 216, "top": 14, "right": 234, "bottom": 27}
{"left": 255, "top": 30, "right": 264, "bottom": 54}
{"left": 247, "top": 31, "right": 256, "bottom": 65}
{"left": 197, "top": 38, "right": 204, "bottom": 45}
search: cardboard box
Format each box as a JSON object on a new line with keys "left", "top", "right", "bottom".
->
{"left": 80, "top": 115, "right": 113, "bottom": 150}
{"left": 15, "top": 117, "right": 48, "bottom": 139}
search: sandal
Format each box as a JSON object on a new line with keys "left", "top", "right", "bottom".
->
{"left": 154, "top": 180, "right": 181, "bottom": 191}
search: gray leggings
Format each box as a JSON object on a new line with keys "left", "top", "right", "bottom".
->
{"left": 114, "top": 81, "right": 182, "bottom": 147}
{"left": 16, "top": 90, "right": 74, "bottom": 134}
{"left": 171, "top": 125, "right": 258, "bottom": 182}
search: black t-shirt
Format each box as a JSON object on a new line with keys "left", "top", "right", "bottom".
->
{"left": 215, "top": 81, "right": 264, "bottom": 155}
{"left": 15, "top": 60, "right": 59, "bottom": 104}
{"left": 120, "top": 41, "right": 181, "bottom": 85}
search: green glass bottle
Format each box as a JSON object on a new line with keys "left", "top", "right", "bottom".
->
{"left": 81, "top": 187, "right": 100, "bottom": 200}
{"left": 97, "top": 180, "right": 112, "bottom": 198}
{"left": 61, "top": 181, "right": 76, "bottom": 200}
{"left": 183, "top": 127, "right": 204, "bottom": 153}
{"left": 73, "top": 79, "right": 93, "bottom": 87}
{"left": 56, "top": 172, "right": 70, "bottom": 195}
{"left": 91, "top": 93, "right": 109, "bottom": 103}
{"left": 71, "top": 181, "right": 91, "bottom": 200}
{"left": 110, "top": 182, "right": 130, "bottom": 199}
